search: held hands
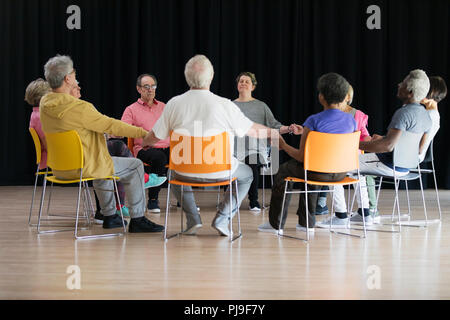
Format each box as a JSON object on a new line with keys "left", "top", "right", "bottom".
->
{"left": 371, "top": 134, "right": 384, "bottom": 141}
{"left": 288, "top": 124, "right": 303, "bottom": 135}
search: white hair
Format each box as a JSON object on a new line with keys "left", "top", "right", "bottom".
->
{"left": 44, "top": 55, "right": 73, "bottom": 89}
{"left": 404, "top": 69, "right": 430, "bottom": 102}
{"left": 184, "top": 54, "right": 214, "bottom": 89}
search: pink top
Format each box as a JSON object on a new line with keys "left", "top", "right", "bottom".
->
{"left": 354, "top": 109, "right": 370, "bottom": 141}
{"left": 29, "top": 107, "right": 47, "bottom": 169}
{"left": 121, "top": 98, "right": 170, "bottom": 156}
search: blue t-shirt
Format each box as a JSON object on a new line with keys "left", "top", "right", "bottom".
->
{"left": 377, "top": 103, "right": 432, "bottom": 171}
{"left": 303, "top": 108, "right": 357, "bottom": 133}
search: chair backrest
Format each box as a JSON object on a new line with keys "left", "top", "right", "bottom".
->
{"left": 392, "top": 130, "right": 422, "bottom": 169}
{"left": 29, "top": 127, "right": 41, "bottom": 165}
{"left": 45, "top": 130, "right": 84, "bottom": 171}
{"left": 421, "top": 139, "right": 434, "bottom": 163}
{"left": 127, "top": 137, "right": 134, "bottom": 153}
{"left": 304, "top": 131, "right": 361, "bottom": 173}
{"left": 169, "top": 131, "right": 231, "bottom": 174}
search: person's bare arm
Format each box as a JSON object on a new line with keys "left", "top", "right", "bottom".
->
{"left": 359, "top": 128, "right": 403, "bottom": 153}
{"left": 246, "top": 122, "right": 276, "bottom": 139}
{"left": 419, "top": 133, "right": 428, "bottom": 155}
{"left": 279, "top": 126, "right": 310, "bottom": 163}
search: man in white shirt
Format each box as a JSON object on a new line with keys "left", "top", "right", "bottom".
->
{"left": 143, "top": 54, "right": 279, "bottom": 236}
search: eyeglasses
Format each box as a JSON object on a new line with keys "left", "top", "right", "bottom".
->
{"left": 140, "top": 84, "right": 157, "bottom": 91}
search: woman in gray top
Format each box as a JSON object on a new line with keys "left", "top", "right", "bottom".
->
{"left": 233, "top": 72, "right": 303, "bottom": 211}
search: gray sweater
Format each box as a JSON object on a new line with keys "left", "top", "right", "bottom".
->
{"left": 233, "top": 99, "right": 283, "bottom": 164}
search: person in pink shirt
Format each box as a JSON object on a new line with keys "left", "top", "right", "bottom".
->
{"left": 122, "top": 74, "right": 170, "bottom": 213}
{"left": 25, "top": 78, "right": 52, "bottom": 169}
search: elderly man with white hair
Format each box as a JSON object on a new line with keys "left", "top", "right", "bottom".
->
{"left": 349, "top": 69, "right": 433, "bottom": 224}
{"left": 143, "top": 54, "right": 279, "bottom": 236}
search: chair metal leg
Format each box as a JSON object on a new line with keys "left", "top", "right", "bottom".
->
{"left": 277, "top": 180, "right": 309, "bottom": 242}
{"left": 230, "top": 179, "right": 242, "bottom": 242}
{"left": 28, "top": 164, "right": 40, "bottom": 226}
{"left": 431, "top": 161, "right": 442, "bottom": 220}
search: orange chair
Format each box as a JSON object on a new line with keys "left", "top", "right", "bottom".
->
{"left": 278, "top": 131, "right": 365, "bottom": 241}
{"left": 164, "top": 131, "right": 241, "bottom": 242}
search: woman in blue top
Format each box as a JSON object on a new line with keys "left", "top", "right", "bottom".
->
{"left": 258, "top": 73, "right": 357, "bottom": 233}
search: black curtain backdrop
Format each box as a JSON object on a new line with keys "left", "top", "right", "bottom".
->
{"left": 1, "top": 0, "right": 449, "bottom": 188}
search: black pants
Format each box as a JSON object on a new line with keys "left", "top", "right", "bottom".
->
{"left": 268, "top": 159, "right": 346, "bottom": 229}
{"left": 137, "top": 148, "right": 169, "bottom": 200}
{"left": 244, "top": 155, "right": 264, "bottom": 204}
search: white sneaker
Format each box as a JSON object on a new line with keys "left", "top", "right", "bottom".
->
{"left": 258, "top": 221, "right": 283, "bottom": 235}
{"left": 316, "top": 216, "right": 349, "bottom": 229}
{"left": 249, "top": 206, "right": 261, "bottom": 212}
{"left": 183, "top": 224, "right": 202, "bottom": 235}
{"left": 296, "top": 224, "right": 315, "bottom": 233}
{"left": 350, "top": 213, "right": 373, "bottom": 226}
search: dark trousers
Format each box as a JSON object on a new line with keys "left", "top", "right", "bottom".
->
{"left": 137, "top": 147, "right": 170, "bottom": 200}
{"left": 244, "top": 155, "right": 264, "bottom": 203}
{"left": 268, "top": 159, "right": 346, "bottom": 229}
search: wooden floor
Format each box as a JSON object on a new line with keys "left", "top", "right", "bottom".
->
{"left": 0, "top": 185, "right": 449, "bottom": 300}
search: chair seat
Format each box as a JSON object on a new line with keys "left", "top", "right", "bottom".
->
{"left": 361, "top": 172, "right": 420, "bottom": 181}
{"left": 169, "top": 177, "right": 237, "bottom": 187}
{"left": 46, "top": 175, "right": 119, "bottom": 184}
{"left": 36, "top": 171, "right": 53, "bottom": 176}
{"left": 285, "top": 176, "right": 359, "bottom": 186}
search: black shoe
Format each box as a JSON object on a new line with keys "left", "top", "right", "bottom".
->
{"left": 103, "top": 214, "right": 127, "bottom": 229}
{"left": 94, "top": 211, "right": 104, "bottom": 225}
{"left": 129, "top": 216, "right": 164, "bottom": 233}
{"left": 249, "top": 201, "right": 261, "bottom": 212}
{"left": 147, "top": 199, "right": 161, "bottom": 213}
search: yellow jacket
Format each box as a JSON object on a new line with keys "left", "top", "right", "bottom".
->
{"left": 40, "top": 92, "right": 148, "bottom": 179}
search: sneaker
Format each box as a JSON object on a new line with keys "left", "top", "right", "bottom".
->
{"left": 314, "top": 204, "right": 329, "bottom": 215}
{"left": 249, "top": 201, "right": 261, "bottom": 212}
{"left": 115, "top": 205, "right": 130, "bottom": 217}
{"left": 103, "top": 214, "right": 127, "bottom": 229}
{"left": 370, "top": 208, "right": 381, "bottom": 224}
{"left": 144, "top": 174, "right": 167, "bottom": 189}
{"left": 183, "top": 224, "right": 203, "bottom": 235}
{"left": 211, "top": 214, "right": 230, "bottom": 237}
{"left": 316, "top": 216, "right": 348, "bottom": 229}
{"left": 296, "top": 224, "right": 315, "bottom": 233}
{"left": 350, "top": 209, "right": 373, "bottom": 226}
{"left": 147, "top": 199, "right": 161, "bottom": 213}
{"left": 94, "top": 211, "right": 104, "bottom": 225}
{"left": 257, "top": 221, "right": 283, "bottom": 235}
{"left": 128, "top": 216, "right": 164, "bottom": 233}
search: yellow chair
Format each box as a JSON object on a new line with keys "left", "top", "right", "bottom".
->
{"left": 28, "top": 128, "right": 66, "bottom": 226}
{"left": 37, "top": 130, "right": 126, "bottom": 239}
{"left": 278, "top": 131, "right": 365, "bottom": 241}
{"left": 164, "top": 131, "right": 241, "bottom": 242}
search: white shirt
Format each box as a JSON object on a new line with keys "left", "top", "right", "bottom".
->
{"left": 152, "top": 90, "right": 254, "bottom": 179}
{"left": 419, "top": 109, "right": 440, "bottom": 162}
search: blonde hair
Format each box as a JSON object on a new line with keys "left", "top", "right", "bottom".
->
{"left": 24, "top": 78, "right": 51, "bottom": 106}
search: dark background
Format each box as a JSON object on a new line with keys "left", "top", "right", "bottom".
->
{"left": 1, "top": 0, "right": 449, "bottom": 188}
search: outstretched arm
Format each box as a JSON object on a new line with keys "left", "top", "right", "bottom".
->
{"left": 359, "top": 128, "right": 402, "bottom": 153}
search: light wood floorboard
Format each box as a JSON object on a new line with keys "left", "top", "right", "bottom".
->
{"left": 0, "top": 186, "right": 449, "bottom": 299}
